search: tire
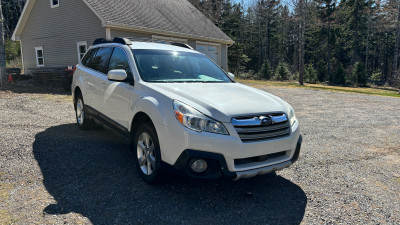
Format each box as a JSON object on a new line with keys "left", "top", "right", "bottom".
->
{"left": 75, "top": 94, "right": 94, "bottom": 130}
{"left": 133, "top": 122, "right": 163, "bottom": 184}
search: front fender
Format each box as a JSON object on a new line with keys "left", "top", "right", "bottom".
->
{"left": 130, "top": 96, "right": 171, "bottom": 130}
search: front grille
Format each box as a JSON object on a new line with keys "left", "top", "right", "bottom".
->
{"left": 235, "top": 151, "right": 287, "bottom": 165}
{"left": 232, "top": 113, "right": 291, "bottom": 142}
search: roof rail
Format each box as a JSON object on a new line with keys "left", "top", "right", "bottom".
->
{"left": 93, "top": 37, "right": 132, "bottom": 46}
{"left": 93, "top": 37, "right": 194, "bottom": 50}
{"left": 170, "top": 42, "right": 194, "bottom": 50}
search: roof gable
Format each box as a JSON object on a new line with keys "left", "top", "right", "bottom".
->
{"left": 12, "top": 0, "right": 106, "bottom": 41}
{"left": 86, "top": 0, "right": 233, "bottom": 44}
{"left": 13, "top": 0, "right": 233, "bottom": 44}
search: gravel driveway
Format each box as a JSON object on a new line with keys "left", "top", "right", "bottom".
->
{"left": 0, "top": 83, "right": 399, "bottom": 224}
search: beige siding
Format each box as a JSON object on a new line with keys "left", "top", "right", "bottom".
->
{"left": 110, "top": 29, "right": 152, "bottom": 41}
{"left": 20, "top": 0, "right": 105, "bottom": 74}
{"left": 187, "top": 40, "right": 196, "bottom": 49}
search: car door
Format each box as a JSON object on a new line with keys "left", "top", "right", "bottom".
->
{"left": 80, "top": 48, "right": 98, "bottom": 108}
{"left": 101, "top": 47, "right": 137, "bottom": 130}
{"left": 86, "top": 47, "right": 114, "bottom": 113}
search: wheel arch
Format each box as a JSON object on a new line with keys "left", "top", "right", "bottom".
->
{"left": 73, "top": 86, "right": 82, "bottom": 110}
{"left": 130, "top": 112, "right": 156, "bottom": 136}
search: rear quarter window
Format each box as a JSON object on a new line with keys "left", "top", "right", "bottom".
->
{"left": 81, "top": 48, "right": 97, "bottom": 67}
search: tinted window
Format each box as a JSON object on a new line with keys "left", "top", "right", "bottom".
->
{"left": 108, "top": 48, "right": 132, "bottom": 78}
{"left": 81, "top": 48, "right": 97, "bottom": 67}
{"left": 91, "top": 47, "right": 114, "bottom": 74}
{"left": 132, "top": 50, "right": 232, "bottom": 83}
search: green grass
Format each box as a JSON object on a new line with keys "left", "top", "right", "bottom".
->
{"left": 237, "top": 79, "right": 400, "bottom": 98}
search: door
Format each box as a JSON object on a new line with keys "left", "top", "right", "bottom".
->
{"left": 101, "top": 47, "right": 137, "bottom": 130}
{"left": 196, "top": 44, "right": 219, "bottom": 64}
{"left": 85, "top": 47, "right": 114, "bottom": 112}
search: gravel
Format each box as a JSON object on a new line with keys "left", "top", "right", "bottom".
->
{"left": 0, "top": 83, "right": 399, "bottom": 224}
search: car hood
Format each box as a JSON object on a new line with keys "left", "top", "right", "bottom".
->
{"left": 145, "top": 82, "right": 289, "bottom": 122}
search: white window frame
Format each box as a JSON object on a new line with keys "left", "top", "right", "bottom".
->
{"left": 50, "top": 0, "right": 59, "bottom": 8}
{"left": 77, "top": 41, "right": 88, "bottom": 61}
{"left": 34, "top": 46, "right": 44, "bottom": 67}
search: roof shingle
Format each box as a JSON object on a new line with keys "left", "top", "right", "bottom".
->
{"left": 85, "top": 0, "right": 233, "bottom": 43}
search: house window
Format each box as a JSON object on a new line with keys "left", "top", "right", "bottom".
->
{"left": 77, "top": 41, "right": 87, "bottom": 60}
{"left": 35, "top": 46, "right": 44, "bottom": 67}
{"left": 51, "top": 0, "right": 59, "bottom": 8}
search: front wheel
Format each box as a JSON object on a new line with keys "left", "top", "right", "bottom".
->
{"left": 134, "top": 123, "right": 163, "bottom": 184}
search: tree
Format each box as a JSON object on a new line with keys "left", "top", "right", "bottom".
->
{"left": 0, "top": 0, "right": 6, "bottom": 86}
{"left": 304, "top": 63, "right": 318, "bottom": 83}
{"left": 171, "top": 0, "right": 400, "bottom": 87}
{"left": 315, "top": 0, "right": 336, "bottom": 82}
{"left": 353, "top": 62, "right": 367, "bottom": 86}
{"left": 275, "top": 62, "right": 291, "bottom": 80}
{"left": 259, "top": 60, "right": 273, "bottom": 79}
{"left": 392, "top": 1, "right": 400, "bottom": 85}
{"left": 298, "top": 0, "right": 307, "bottom": 85}
{"left": 333, "top": 60, "right": 346, "bottom": 84}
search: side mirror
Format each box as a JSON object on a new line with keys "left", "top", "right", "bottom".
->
{"left": 227, "top": 72, "right": 235, "bottom": 80}
{"left": 107, "top": 69, "right": 127, "bottom": 82}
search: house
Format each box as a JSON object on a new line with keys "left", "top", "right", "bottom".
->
{"left": 12, "top": 0, "right": 234, "bottom": 75}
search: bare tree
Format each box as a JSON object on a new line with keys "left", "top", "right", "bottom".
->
{"left": 0, "top": 0, "right": 6, "bottom": 87}
{"left": 298, "top": 0, "right": 306, "bottom": 85}
{"left": 393, "top": 1, "right": 400, "bottom": 86}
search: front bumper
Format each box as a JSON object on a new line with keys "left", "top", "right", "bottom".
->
{"left": 166, "top": 135, "right": 303, "bottom": 180}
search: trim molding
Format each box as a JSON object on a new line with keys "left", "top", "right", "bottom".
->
{"left": 106, "top": 27, "right": 111, "bottom": 39}
{"left": 11, "top": 0, "right": 34, "bottom": 41}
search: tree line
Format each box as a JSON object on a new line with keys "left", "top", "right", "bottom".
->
{"left": 189, "top": 0, "right": 400, "bottom": 87}
{"left": 2, "top": 0, "right": 400, "bottom": 87}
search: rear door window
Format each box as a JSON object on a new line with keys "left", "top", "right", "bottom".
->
{"left": 90, "top": 47, "right": 114, "bottom": 74}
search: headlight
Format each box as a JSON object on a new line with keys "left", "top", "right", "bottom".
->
{"left": 288, "top": 107, "right": 297, "bottom": 126}
{"left": 173, "top": 100, "right": 229, "bottom": 135}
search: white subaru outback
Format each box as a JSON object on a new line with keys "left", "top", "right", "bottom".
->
{"left": 72, "top": 37, "right": 302, "bottom": 184}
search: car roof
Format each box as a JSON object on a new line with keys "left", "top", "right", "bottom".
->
{"left": 91, "top": 41, "right": 198, "bottom": 53}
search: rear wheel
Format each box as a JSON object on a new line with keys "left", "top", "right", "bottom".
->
{"left": 75, "top": 94, "right": 94, "bottom": 130}
{"left": 134, "top": 123, "right": 163, "bottom": 184}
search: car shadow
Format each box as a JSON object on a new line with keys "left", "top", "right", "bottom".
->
{"left": 33, "top": 124, "right": 307, "bottom": 225}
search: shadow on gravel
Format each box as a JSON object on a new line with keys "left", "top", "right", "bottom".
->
{"left": 33, "top": 124, "right": 307, "bottom": 225}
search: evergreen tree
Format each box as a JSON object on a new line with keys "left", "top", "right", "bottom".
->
{"left": 334, "top": 61, "right": 346, "bottom": 84}
{"left": 304, "top": 63, "right": 318, "bottom": 83}
{"left": 352, "top": 62, "right": 367, "bottom": 86}
{"left": 275, "top": 62, "right": 290, "bottom": 81}
{"left": 259, "top": 60, "right": 273, "bottom": 80}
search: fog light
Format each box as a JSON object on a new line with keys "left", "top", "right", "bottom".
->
{"left": 190, "top": 159, "right": 208, "bottom": 173}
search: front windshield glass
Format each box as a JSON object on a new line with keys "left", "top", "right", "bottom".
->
{"left": 132, "top": 49, "right": 233, "bottom": 83}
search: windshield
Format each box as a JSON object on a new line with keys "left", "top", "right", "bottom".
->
{"left": 132, "top": 49, "right": 233, "bottom": 83}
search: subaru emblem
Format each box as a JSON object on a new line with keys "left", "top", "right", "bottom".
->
{"left": 259, "top": 116, "right": 272, "bottom": 126}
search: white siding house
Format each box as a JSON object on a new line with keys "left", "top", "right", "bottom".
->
{"left": 12, "top": 0, "right": 234, "bottom": 74}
